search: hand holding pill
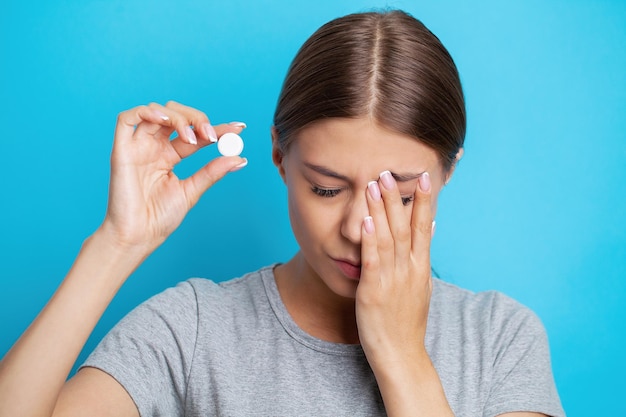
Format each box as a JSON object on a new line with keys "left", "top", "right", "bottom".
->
{"left": 102, "top": 101, "right": 248, "bottom": 251}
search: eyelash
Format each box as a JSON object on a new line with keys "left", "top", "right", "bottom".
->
{"left": 311, "top": 186, "right": 342, "bottom": 198}
{"left": 311, "top": 186, "right": 414, "bottom": 206}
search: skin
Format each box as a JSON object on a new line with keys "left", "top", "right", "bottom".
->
{"left": 0, "top": 104, "right": 547, "bottom": 417}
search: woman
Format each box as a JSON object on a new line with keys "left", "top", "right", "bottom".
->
{"left": 0, "top": 10, "right": 564, "bottom": 417}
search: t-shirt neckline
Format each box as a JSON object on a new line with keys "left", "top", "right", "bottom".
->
{"left": 260, "top": 264, "right": 365, "bottom": 357}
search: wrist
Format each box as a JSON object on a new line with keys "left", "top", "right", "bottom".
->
{"left": 369, "top": 349, "right": 454, "bottom": 416}
{"left": 74, "top": 225, "right": 155, "bottom": 291}
{"left": 368, "top": 344, "right": 431, "bottom": 381}
{"left": 94, "top": 220, "right": 160, "bottom": 258}
{"left": 363, "top": 335, "right": 429, "bottom": 371}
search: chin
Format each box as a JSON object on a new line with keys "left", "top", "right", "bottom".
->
{"left": 321, "top": 264, "right": 360, "bottom": 300}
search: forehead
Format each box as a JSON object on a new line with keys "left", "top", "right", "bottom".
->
{"left": 290, "top": 117, "right": 441, "bottom": 177}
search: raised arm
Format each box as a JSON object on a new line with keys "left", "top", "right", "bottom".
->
{"left": 357, "top": 170, "right": 453, "bottom": 416}
{"left": 0, "top": 102, "right": 247, "bottom": 417}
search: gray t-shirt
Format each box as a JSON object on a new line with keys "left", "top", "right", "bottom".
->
{"left": 82, "top": 265, "right": 565, "bottom": 417}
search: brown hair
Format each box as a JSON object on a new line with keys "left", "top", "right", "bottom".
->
{"left": 273, "top": 10, "right": 466, "bottom": 172}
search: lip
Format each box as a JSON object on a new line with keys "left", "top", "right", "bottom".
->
{"left": 334, "top": 258, "right": 362, "bottom": 280}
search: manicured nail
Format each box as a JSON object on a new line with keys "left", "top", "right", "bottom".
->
{"left": 185, "top": 126, "right": 197, "bottom": 145}
{"left": 154, "top": 110, "right": 169, "bottom": 121}
{"left": 229, "top": 121, "right": 247, "bottom": 129}
{"left": 419, "top": 172, "right": 431, "bottom": 192}
{"left": 367, "top": 181, "right": 382, "bottom": 201}
{"left": 364, "top": 216, "right": 375, "bottom": 234}
{"left": 229, "top": 158, "right": 248, "bottom": 172}
{"left": 203, "top": 123, "right": 218, "bottom": 143}
{"left": 379, "top": 170, "right": 395, "bottom": 191}
{"left": 431, "top": 220, "right": 436, "bottom": 237}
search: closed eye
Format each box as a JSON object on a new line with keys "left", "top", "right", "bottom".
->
{"left": 311, "top": 186, "right": 341, "bottom": 198}
{"left": 313, "top": 185, "right": 413, "bottom": 205}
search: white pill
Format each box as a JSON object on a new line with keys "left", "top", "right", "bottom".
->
{"left": 217, "top": 132, "right": 244, "bottom": 156}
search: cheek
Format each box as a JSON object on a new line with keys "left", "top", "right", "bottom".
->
{"left": 286, "top": 189, "right": 306, "bottom": 234}
{"left": 287, "top": 187, "right": 342, "bottom": 240}
{"left": 286, "top": 187, "right": 321, "bottom": 240}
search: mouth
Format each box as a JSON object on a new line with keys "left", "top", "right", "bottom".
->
{"left": 333, "top": 258, "right": 362, "bottom": 280}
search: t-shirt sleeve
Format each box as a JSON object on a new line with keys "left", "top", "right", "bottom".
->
{"left": 483, "top": 294, "right": 565, "bottom": 417}
{"left": 80, "top": 281, "right": 199, "bottom": 417}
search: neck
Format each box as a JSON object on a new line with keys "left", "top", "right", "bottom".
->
{"left": 274, "top": 253, "right": 360, "bottom": 344}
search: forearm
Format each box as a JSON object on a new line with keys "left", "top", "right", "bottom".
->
{"left": 0, "top": 226, "right": 151, "bottom": 417}
{"left": 373, "top": 351, "right": 454, "bottom": 417}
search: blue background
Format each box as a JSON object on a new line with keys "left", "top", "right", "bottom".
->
{"left": 1, "top": 1, "right": 624, "bottom": 415}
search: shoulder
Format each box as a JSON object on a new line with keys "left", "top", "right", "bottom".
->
{"left": 185, "top": 264, "right": 274, "bottom": 310}
{"left": 428, "top": 280, "right": 564, "bottom": 416}
{"left": 429, "top": 278, "right": 551, "bottom": 359}
{"left": 80, "top": 265, "right": 280, "bottom": 416}
{"left": 431, "top": 278, "right": 545, "bottom": 332}
{"left": 107, "top": 265, "right": 275, "bottom": 337}
{"left": 176, "top": 265, "right": 279, "bottom": 339}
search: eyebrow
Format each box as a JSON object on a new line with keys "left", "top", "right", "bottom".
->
{"left": 303, "top": 162, "right": 423, "bottom": 183}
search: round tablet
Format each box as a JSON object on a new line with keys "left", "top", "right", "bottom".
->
{"left": 217, "top": 132, "right": 244, "bottom": 156}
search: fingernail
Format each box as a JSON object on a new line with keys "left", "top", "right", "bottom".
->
{"left": 229, "top": 158, "right": 248, "bottom": 172}
{"left": 367, "top": 181, "right": 382, "bottom": 201}
{"left": 379, "top": 170, "right": 395, "bottom": 191}
{"left": 431, "top": 220, "right": 436, "bottom": 237}
{"left": 154, "top": 110, "right": 169, "bottom": 121}
{"left": 419, "top": 172, "right": 431, "bottom": 192}
{"left": 203, "top": 123, "right": 218, "bottom": 143}
{"left": 364, "top": 216, "right": 375, "bottom": 234}
{"left": 185, "top": 126, "right": 197, "bottom": 145}
{"left": 229, "top": 121, "right": 247, "bottom": 129}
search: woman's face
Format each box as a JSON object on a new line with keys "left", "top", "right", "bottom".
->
{"left": 273, "top": 117, "right": 450, "bottom": 299}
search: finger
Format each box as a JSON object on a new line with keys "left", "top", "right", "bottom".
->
{"left": 378, "top": 170, "right": 412, "bottom": 268}
{"left": 166, "top": 101, "right": 249, "bottom": 142}
{"left": 114, "top": 105, "right": 171, "bottom": 144}
{"left": 142, "top": 102, "right": 198, "bottom": 145}
{"left": 170, "top": 121, "right": 247, "bottom": 160}
{"left": 181, "top": 156, "right": 248, "bottom": 208}
{"left": 366, "top": 180, "right": 394, "bottom": 274}
{"left": 215, "top": 121, "right": 247, "bottom": 137}
{"left": 164, "top": 101, "right": 219, "bottom": 143}
{"left": 410, "top": 171, "right": 434, "bottom": 266}
{"left": 359, "top": 216, "right": 380, "bottom": 290}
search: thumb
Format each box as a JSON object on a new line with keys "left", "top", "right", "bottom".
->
{"left": 183, "top": 156, "right": 248, "bottom": 208}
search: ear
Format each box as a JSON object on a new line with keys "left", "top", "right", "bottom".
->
{"left": 444, "top": 148, "right": 464, "bottom": 185}
{"left": 271, "top": 126, "right": 287, "bottom": 182}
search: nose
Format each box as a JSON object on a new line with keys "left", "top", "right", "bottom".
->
{"left": 340, "top": 188, "right": 370, "bottom": 245}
